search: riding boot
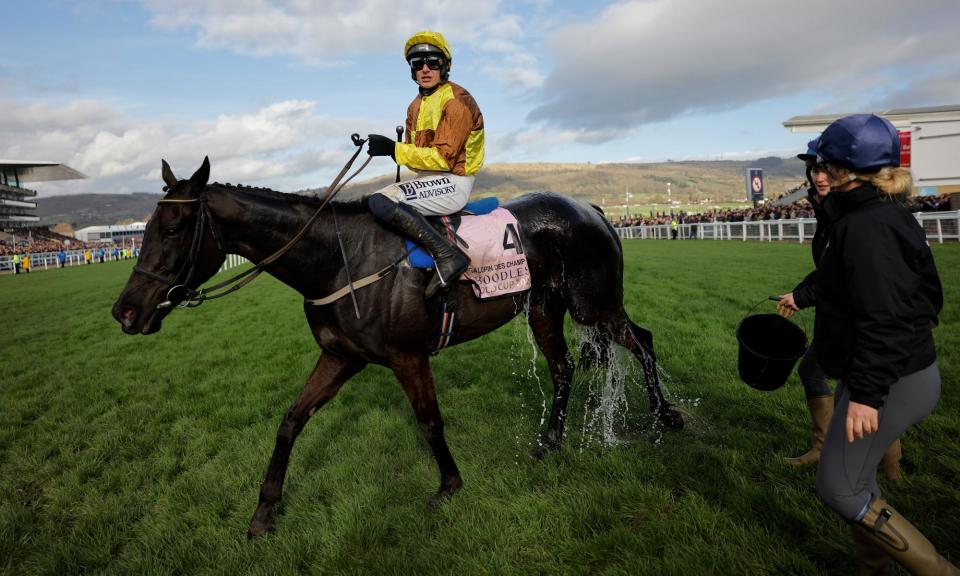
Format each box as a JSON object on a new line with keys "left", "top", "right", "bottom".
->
{"left": 385, "top": 203, "right": 469, "bottom": 287}
{"left": 785, "top": 394, "right": 833, "bottom": 467}
{"left": 852, "top": 524, "right": 895, "bottom": 576}
{"left": 879, "top": 439, "right": 903, "bottom": 481}
{"left": 856, "top": 496, "right": 960, "bottom": 576}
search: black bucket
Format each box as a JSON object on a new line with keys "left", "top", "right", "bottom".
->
{"left": 736, "top": 313, "right": 807, "bottom": 391}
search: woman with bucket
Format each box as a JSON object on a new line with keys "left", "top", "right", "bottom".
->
{"left": 777, "top": 141, "right": 903, "bottom": 478}
{"left": 785, "top": 114, "right": 953, "bottom": 574}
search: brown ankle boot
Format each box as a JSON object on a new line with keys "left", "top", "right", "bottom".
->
{"left": 879, "top": 439, "right": 903, "bottom": 481}
{"left": 857, "top": 496, "right": 960, "bottom": 575}
{"left": 785, "top": 395, "right": 833, "bottom": 467}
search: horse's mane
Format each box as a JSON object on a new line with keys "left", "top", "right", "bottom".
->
{"left": 209, "top": 182, "right": 369, "bottom": 213}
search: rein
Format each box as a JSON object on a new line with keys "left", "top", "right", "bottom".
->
{"left": 134, "top": 135, "right": 373, "bottom": 310}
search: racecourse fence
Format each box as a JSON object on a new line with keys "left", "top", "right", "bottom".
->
{"left": 3, "top": 212, "right": 956, "bottom": 274}
{"left": 616, "top": 210, "right": 960, "bottom": 244}
{"left": 0, "top": 249, "right": 248, "bottom": 274}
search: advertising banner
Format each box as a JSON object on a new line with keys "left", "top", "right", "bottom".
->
{"left": 746, "top": 168, "right": 764, "bottom": 203}
{"left": 898, "top": 130, "right": 911, "bottom": 167}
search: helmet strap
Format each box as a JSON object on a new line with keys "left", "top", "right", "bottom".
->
{"left": 418, "top": 81, "right": 446, "bottom": 96}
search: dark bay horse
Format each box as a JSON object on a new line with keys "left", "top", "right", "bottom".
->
{"left": 112, "top": 157, "right": 683, "bottom": 538}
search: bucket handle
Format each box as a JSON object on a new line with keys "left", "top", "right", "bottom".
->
{"left": 740, "top": 295, "right": 809, "bottom": 338}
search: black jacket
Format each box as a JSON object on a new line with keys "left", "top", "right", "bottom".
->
{"left": 792, "top": 188, "right": 838, "bottom": 308}
{"left": 813, "top": 184, "right": 942, "bottom": 408}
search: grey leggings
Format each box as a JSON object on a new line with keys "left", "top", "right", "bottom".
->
{"left": 798, "top": 341, "right": 832, "bottom": 398}
{"left": 815, "top": 362, "right": 941, "bottom": 521}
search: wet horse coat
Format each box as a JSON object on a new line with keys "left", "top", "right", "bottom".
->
{"left": 112, "top": 158, "right": 682, "bottom": 538}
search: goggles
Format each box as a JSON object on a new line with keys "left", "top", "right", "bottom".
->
{"left": 409, "top": 55, "right": 445, "bottom": 72}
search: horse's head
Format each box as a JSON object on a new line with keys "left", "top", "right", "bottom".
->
{"left": 112, "top": 157, "right": 226, "bottom": 334}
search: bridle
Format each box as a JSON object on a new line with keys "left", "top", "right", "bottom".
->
{"left": 132, "top": 135, "right": 372, "bottom": 311}
{"left": 132, "top": 194, "right": 219, "bottom": 310}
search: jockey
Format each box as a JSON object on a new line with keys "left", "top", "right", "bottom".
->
{"left": 366, "top": 30, "right": 485, "bottom": 287}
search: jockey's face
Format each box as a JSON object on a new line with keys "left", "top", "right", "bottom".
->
{"left": 411, "top": 57, "right": 443, "bottom": 90}
{"left": 810, "top": 166, "right": 831, "bottom": 197}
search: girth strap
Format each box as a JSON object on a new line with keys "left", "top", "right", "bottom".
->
{"left": 305, "top": 262, "right": 399, "bottom": 306}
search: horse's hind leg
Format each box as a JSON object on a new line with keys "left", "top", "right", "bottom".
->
{"left": 578, "top": 332, "right": 610, "bottom": 370}
{"left": 391, "top": 354, "right": 462, "bottom": 508}
{"left": 528, "top": 294, "right": 576, "bottom": 458}
{"left": 607, "top": 319, "right": 684, "bottom": 430}
{"left": 248, "top": 352, "right": 366, "bottom": 539}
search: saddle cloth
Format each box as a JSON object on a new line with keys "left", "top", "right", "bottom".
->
{"left": 405, "top": 201, "right": 531, "bottom": 299}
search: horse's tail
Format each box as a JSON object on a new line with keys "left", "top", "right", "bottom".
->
{"left": 586, "top": 203, "right": 619, "bottom": 246}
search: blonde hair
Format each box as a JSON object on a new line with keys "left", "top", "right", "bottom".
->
{"left": 855, "top": 166, "right": 913, "bottom": 197}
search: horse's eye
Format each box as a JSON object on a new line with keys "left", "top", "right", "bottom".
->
{"left": 163, "top": 226, "right": 180, "bottom": 238}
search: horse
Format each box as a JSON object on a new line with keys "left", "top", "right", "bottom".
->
{"left": 112, "top": 157, "right": 683, "bottom": 538}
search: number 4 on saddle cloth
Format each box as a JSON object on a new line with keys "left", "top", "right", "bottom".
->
{"left": 405, "top": 197, "right": 532, "bottom": 300}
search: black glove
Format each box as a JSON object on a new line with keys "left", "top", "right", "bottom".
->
{"left": 367, "top": 134, "right": 396, "bottom": 159}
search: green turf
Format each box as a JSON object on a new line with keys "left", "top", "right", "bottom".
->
{"left": 1, "top": 242, "right": 957, "bottom": 575}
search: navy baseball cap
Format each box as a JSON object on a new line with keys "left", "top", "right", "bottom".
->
{"left": 817, "top": 114, "right": 900, "bottom": 171}
{"left": 797, "top": 138, "right": 819, "bottom": 162}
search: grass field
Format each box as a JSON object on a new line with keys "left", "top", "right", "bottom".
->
{"left": 1, "top": 241, "right": 957, "bottom": 575}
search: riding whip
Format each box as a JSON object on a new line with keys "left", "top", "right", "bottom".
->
{"left": 395, "top": 125, "right": 404, "bottom": 183}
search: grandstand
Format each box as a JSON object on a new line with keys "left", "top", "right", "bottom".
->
{"left": 0, "top": 160, "right": 86, "bottom": 231}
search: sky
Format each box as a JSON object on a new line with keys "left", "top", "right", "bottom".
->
{"left": 4, "top": 0, "right": 960, "bottom": 197}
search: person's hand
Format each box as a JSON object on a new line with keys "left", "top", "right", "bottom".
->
{"left": 367, "top": 134, "right": 396, "bottom": 158}
{"left": 846, "top": 401, "right": 879, "bottom": 443}
{"left": 777, "top": 292, "right": 799, "bottom": 318}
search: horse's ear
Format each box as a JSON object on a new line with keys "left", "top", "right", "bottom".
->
{"left": 189, "top": 156, "right": 210, "bottom": 193}
{"left": 161, "top": 159, "right": 178, "bottom": 189}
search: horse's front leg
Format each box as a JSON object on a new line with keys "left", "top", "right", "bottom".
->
{"left": 247, "top": 352, "right": 366, "bottom": 539}
{"left": 391, "top": 354, "right": 462, "bottom": 508}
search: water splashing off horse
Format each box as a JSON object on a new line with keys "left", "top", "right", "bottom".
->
{"left": 112, "top": 157, "right": 683, "bottom": 538}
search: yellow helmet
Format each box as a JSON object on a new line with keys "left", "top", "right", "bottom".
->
{"left": 404, "top": 30, "right": 452, "bottom": 61}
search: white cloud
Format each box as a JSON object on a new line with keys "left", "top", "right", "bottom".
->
{"left": 141, "top": 0, "right": 504, "bottom": 64}
{"left": 1, "top": 97, "right": 381, "bottom": 196}
{"left": 529, "top": 0, "right": 960, "bottom": 140}
{"left": 0, "top": 100, "right": 121, "bottom": 135}
{"left": 493, "top": 126, "right": 587, "bottom": 158}
{"left": 868, "top": 68, "right": 960, "bottom": 110}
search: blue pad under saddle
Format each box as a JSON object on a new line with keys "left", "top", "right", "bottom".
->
{"left": 405, "top": 197, "right": 499, "bottom": 269}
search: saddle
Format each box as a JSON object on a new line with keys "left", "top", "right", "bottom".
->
{"left": 404, "top": 196, "right": 500, "bottom": 270}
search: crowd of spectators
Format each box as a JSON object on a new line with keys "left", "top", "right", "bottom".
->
{"left": 612, "top": 192, "right": 954, "bottom": 228}
{"left": 0, "top": 226, "right": 138, "bottom": 257}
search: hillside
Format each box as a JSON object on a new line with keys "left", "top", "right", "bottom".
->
{"left": 36, "top": 193, "right": 163, "bottom": 229}
{"left": 310, "top": 157, "right": 806, "bottom": 212}
{"left": 36, "top": 158, "right": 806, "bottom": 227}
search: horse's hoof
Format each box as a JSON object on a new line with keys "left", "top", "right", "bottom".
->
{"left": 247, "top": 516, "right": 273, "bottom": 540}
{"left": 428, "top": 480, "right": 463, "bottom": 510}
{"left": 530, "top": 444, "right": 549, "bottom": 460}
{"left": 247, "top": 518, "right": 274, "bottom": 539}
{"left": 428, "top": 493, "right": 449, "bottom": 510}
{"left": 529, "top": 441, "right": 558, "bottom": 460}
{"left": 658, "top": 407, "right": 685, "bottom": 430}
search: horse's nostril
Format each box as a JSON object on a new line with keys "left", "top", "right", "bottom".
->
{"left": 122, "top": 308, "right": 136, "bottom": 320}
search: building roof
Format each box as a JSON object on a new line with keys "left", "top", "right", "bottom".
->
{"left": 75, "top": 222, "right": 147, "bottom": 234}
{"left": 0, "top": 161, "right": 87, "bottom": 182}
{"left": 783, "top": 104, "right": 960, "bottom": 133}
